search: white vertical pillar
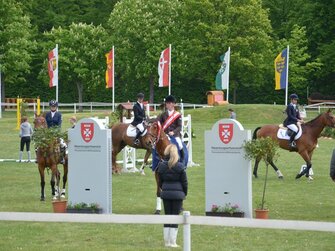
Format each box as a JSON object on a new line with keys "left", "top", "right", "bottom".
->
{"left": 183, "top": 211, "right": 191, "bottom": 251}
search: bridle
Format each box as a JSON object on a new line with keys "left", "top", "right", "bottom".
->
{"left": 146, "top": 121, "right": 163, "bottom": 148}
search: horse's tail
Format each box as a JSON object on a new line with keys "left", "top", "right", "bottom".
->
{"left": 253, "top": 127, "right": 261, "bottom": 140}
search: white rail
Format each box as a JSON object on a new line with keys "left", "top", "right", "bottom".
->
{"left": 1, "top": 211, "right": 335, "bottom": 251}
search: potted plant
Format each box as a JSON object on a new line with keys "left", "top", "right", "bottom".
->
{"left": 206, "top": 203, "right": 244, "bottom": 217}
{"left": 66, "top": 202, "right": 103, "bottom": 214}
{"left": 243, "top": 137, "right": 279, "bottom": 219}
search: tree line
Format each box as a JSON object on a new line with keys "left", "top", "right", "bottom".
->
{"left": 0, "top": 0, "right": 333, "bottom": 105}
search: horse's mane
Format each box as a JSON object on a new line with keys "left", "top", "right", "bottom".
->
{"left": 303, "top": 113, "right": 323, "bottom": 127}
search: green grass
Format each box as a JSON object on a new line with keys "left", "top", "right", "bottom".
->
{"left": 1, "top": 106, "right": 335, "bottom": 250}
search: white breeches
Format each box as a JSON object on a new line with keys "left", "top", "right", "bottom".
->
{"left": 287, "top": 124, "right": 298, "bottom": 133}
{"left": 175, "top": 137, "right": 183, "bottom": 150}
{"left": 136, "top": 123, "right": 145, "bottom": 133}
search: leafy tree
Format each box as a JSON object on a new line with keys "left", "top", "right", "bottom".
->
{"left": 276, "top": 25, "right": 322, "bottom": 98}
{"left": 107, "top": 0, "right": 182, "bottom": 103}
{"left": 41, "top": 23, "right": 108, "bottom": 108}
{"left": 24, "top": 0, "right": 118, "bottom": 32}
{"left": 0, "top": 0, "right": 36, "bottom": 102}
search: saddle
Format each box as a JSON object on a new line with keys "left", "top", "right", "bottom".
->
{"left": 277, "top": 124, "right": 303, "bottom": 140}
{"left": 126, "top": 124, "right": 147, "bottom": 137}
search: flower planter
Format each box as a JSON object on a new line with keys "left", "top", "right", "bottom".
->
{"left": 66, "top": 208, "right": 103, "bottom": 214}
{"left": 52, "top": 200, "right": 67, "bottom": 213}
{"left": 254, "top": 209, "right": 269, "bottom": 219}
{"left": 206, "top": 212, "right": 245, "bottom": 217}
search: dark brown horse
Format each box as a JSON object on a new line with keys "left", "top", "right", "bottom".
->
{"left": 253, "top": 109, "right": 335, "bottom": 179}
{"left": 146, "top": 121, "right": 171, "bottom": 214}
{"left": 111, "top": 122, "right": 154, "bottom": 174}
{"left": 33, "top": 114, "right": 68, "bottom": 201}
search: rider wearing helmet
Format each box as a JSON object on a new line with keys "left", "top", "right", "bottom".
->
{"left": 45, "top": 100, "right": 66, "bottom": 164}
{"left": 45, "top": 100, "right": 62, "bottom": 128}
{"left": 283, "top": 94, "right": 304, "bottom": 148}
{"left": 131, "top": 93, "right": 146, "bottom": 145}
{"left": 158, "top": 95, "right": 184, "bottom": 162}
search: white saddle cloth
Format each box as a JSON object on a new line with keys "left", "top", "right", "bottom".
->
{"left": 126, "top": 124, "right": 147, "bottom": 137}
{"left": 277, "top": 124, "right": 303, "bottom": 140}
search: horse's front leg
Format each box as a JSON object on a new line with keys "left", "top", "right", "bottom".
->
{"left": 61, "top": 161, "right": 68, "bottom": 198}
{"left": 296, "top": 151, "right": 312, "bottom": 180}
{"left": 38, "top": 165, "right": 46, "bottom": 201}
{"left": 140, "top": 149, "right": 152, "bottom": 176}
{"left": 50, "top": 165, "right": 60, "bottom": 200}
{"left": 154, "top": 171, "right": 162, "bottom": 215}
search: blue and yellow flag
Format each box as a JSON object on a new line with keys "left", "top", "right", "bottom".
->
{"left": 274, "top": 48, "right": 288, "bottom": 90}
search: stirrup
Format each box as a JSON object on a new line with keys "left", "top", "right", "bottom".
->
{"left": 134, "top": 139, "right": 140, "bottom": 145}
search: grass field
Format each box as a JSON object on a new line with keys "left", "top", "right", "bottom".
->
{"left": 0, "top": 105, "right": 335, "bottom": 250}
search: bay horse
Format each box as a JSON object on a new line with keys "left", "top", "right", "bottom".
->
{"left": 33, "top": 114, "right": 68, "bottom": 201}
{"left": 111, "top": 122, "right": 154, "bottom": 174}
{"left": 253, "top": 109, "right": 335, "bottom": 179}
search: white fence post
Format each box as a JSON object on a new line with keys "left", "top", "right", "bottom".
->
{"left": 183, "top": 211, "right": 191, "bottom": 251}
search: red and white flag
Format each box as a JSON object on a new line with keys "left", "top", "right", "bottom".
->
{"left": 158, "top": 46, "right": 170, "bottom": 87}
{"left": 105, "top": 48, "right": 114, "bottom": 89}
{"left": 48, "top": 47, "right": 58, "bottom": 88}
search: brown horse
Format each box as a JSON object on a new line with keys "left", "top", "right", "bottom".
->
{"left": 111, "top": 122, "right": 154, "bottom": 174}
{"left": 33, "top": 114, "right": 68, "bottom": 201}
{"left": 253, "top": 109, "right": 335, "bottom": 179}
{"left": 146, "top": 121, "right": 171, "bottom": 214}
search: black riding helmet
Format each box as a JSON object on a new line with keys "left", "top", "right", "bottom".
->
{"left": 49, "top": 100, "right": 58, "bottom": 107}
{"left": 289, "top": 94, "right": 299, "bottom": 100}
{"left": 165, "top": 95, "right": 176, "bottom": 103}
{"left": 137, "top": 93, "right": 144, "bottom": 99}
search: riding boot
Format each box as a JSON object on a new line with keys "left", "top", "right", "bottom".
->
{"left": 179, "top": 149, "right": 185, "bottom": 163}
{"left": 134, "top": 130, "right": 142, "bottom": 145}
{"left": 27, "top": 151, "right": 31, "bottom": 162}
{"left": 169, "top": 227, "right": 180, "bottom": 248}
{"left": 19, "top": 151, "right": 23, "bottom": 162}
{"left": 163, "top": 227, "right": 171, "bottom": 247}
{"left": 288, "top": 132, "right": 297, "bottom": 148}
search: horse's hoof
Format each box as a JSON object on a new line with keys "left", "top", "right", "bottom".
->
{"left": 278, "top": 176, "right": 284, "bottom": 179}
{"left": 308, "top": 176, "right": 314, "bottom": 181}
{"left": 154, "top": 210, "right": 161, "bottom": 215}
{"left": 40, "top": 197, "right": 45, "bottom": 201}
{"left": 140, "top": 170, "right": 145, "bottom": 176}
{"left": 61, "top": 194, "right": 66, "bottom": 198}
{"left": 295, "top": 173, "right": 302, "bottom": 179}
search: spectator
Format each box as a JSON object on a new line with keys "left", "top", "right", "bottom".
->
{"left": 19, "top": 116, "right": 33, "bottom": 162}
{"left": 228, "top": 108, "right": 236, "bottom": 119}
{"left": 69, "top": 116, "right": 77, "bottom": 128}
{"left": 157, "top": 144, "right": 188, "bottom": 248}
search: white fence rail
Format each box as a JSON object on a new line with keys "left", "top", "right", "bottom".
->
{"left": 1, "top": 211, "right": 335, "bottom": 251}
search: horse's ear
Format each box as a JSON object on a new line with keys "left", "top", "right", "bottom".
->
{"left": 327, "top": 108, "right": 332, "bottom": 113}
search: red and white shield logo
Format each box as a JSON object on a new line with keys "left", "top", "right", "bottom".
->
{"left": 81, "top": 123, "right": 94, "bottom": 143}
{"left": 219, "top": 123, "right": 233, "bottom": 144}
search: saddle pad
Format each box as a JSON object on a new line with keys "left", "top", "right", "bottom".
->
{"left": 126, "top": 124, "right": 147, "bottom": 137}
{"left": 277, "top": 124, "right": 302, "bottom": 140}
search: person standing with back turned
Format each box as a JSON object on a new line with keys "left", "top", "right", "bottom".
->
{"left": 157, "top": 144, "right": 188, "bottom": 248}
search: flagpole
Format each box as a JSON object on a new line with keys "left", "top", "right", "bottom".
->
{"left": 285, "top": 45, "right": 289, "bottom": 106}
{"left": 168, "top": 44, "right": 171, "bottom": 95}
{"left": 226, "top": 47, "right": 230, "bottom": 103}
{"left": 56, "top": 44, "right": 59, "bottom": 102}
{"left": 112, "top": 46, "right": 115, "bottom": 112}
